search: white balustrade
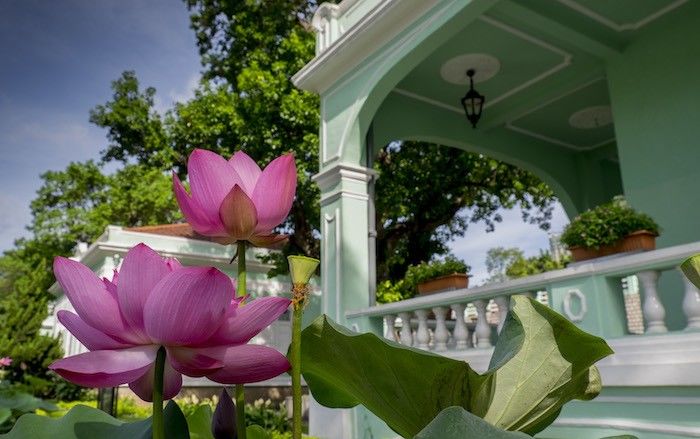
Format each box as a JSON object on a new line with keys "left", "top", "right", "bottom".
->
{"left": 415, "top": 309, "right": 431, "bottom": 349}
{"left": 494, "top": 295, "right": 510, "bottom": 333}
{"left": 384, "top": 314, "right": 397, "bottom": 341}
{"left": 432, "top": 306, "right": 450, "bottom": 351}
{"left": 450, "top": 303, "right": 470, "bottom": 349}
{"left": 680, "top": 269, "right": 700, "bottom": 330}
{"left": 637, "top": 270, "right": 668, "bottom": 334}
{"left": 473, "top": 299, "right": 492, "bottom": 348}
{"left": 398, "top": 312, "right": 413, "bottom": 346}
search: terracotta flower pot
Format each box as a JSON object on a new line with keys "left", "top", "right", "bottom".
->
{"left": 569, "top": 230, "right": 657, "bottom": 262}
{"left": 417, "top": 273, "right": 469, "bottom": 295}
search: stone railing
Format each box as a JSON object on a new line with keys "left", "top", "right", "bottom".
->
{"left": 346, "top": 241, "right": 700, "bottom": 352}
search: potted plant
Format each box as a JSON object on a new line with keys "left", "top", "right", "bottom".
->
{"left": 560, "top": 196, "right": 660, "bottom": 262}
{"left": 406, "top": 256, "right": 471, "bottom": 295}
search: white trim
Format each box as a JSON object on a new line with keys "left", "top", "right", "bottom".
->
{"left": 557, "top": 0, "right": 688, "bottom": 32}
{"left": 595, "top": 395, "right": 700, "bottom": 405}
{"left": 346, "top": 240, "right": 700, "bottom": 318}
{"left": 320, "top": 190, "right": 369, "bottom": 207}
{"left": 393, "top": 88, "right": 464, "bottom": 115}
{"left": 552, "top": 417, "right": 700, "bottom": 437}
{"left": 313, "top": 163, "right": 377, "bottom": 191}
{"left": 322, "top": 210, "right": 342, "bottom": 320}
{"left": 563, "top": 288, "right": 587, "bottom": 322}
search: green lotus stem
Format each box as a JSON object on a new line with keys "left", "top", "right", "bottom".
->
{"left": 291, "top": 300, "right": 303, "bottom": 439}
{"left": 236, "top": 240, "right": 247, "bottom": 439}
{"left": 287, "top": 255, "right": 319, "bottom": 439}
{"left": 152, "top": 346, "right": 166, "bottom": 439}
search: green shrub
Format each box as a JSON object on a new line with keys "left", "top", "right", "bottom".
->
{"left": 377, "top": 256, "right": 470, "bottom": 303}
{"left": 560, "top": 196, "right": 660, "bottom": 249}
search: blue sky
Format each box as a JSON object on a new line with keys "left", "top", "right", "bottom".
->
{"left": 0, "top": 0, "right": 569, "bottom": 282}
{"left": 0, "top": 0, "right": 201, "bottom": 250}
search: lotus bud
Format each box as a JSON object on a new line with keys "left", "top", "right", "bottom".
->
{"left": 212, "top": 387, "right": 237, "bottom": 439}
{"left": 681, "top": 254, "right": 700, "bottom": 289}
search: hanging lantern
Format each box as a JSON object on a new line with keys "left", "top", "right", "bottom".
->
{"left": 461, "top": 69, "right": 485, "bottom": 129}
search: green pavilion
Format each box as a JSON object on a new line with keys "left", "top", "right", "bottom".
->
{"left": 293, "top": 0, "right": 700, "bottom": 438}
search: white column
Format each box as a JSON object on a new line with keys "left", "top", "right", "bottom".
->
{"left": 398, "top": 312, "right": 413, "bottom": 346}
{"left": 432, "top": 306, "right": 449, "bottom": 351}
{"left": 450, "top": 303, "right": 470, "bottom": 349}
{"left": 680, "top": 269, "right": 700, "bottom": 330}
{"left": 415, "top": 309, "right": 431, "bottom": 349}
{"left": 494, "top": 295, "right": 510, "bottom": 333}
{"left": 473, "top": 299, "right": 492, "bottom": 348}
{"left": 384, "top": 315, "right": 397, "bottom": 341}
{"left": 637, "top": 270, "right": 668, "bottom": 333}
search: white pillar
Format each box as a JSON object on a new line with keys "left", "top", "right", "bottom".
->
{"left": 384, "top": 315, "right": 397, "bottom": 341}
{"left": 680, "top": 269, "right": 700, "bottom": 330}
{"left": 494, "top": 295, "right": 510, "bottom": 333}
{"left": 473, "top": 299, "right": 492, "bottom": 348}
{"left": 432, "top": 306, "right": 449, "bottom": 351}
{"left": 415, "top": 309, "right": 430, "bottom": 349}
{"left": 398, "top": 312, "right": 413, "bottom": 346}
{"left": 637, "top": 270, "right": 668, "bottom": 334}
{"left": 450, "top": 303, "right": 470, "bottom": 349}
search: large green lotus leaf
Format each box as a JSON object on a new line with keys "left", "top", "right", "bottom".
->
{"left": 0, "top": 400, "right": 189, "bottom": 439}
{"left": 301, "top": 296, "right": 613, "bottom": 438}
{"left": 246, "top": 424, "right": 272, "bottom": 439}
{"left": 301, "top": 315, "right": 485, "bottom": 438}
{"left": 186, "top": 404, "right": 214, "bottom": 439}
{"left": 681, "top": 254, "right": 700, "bottom": 289}
{"left": 476, "top": 296, "right": 613, "bottom": 434}
{"left": 0, "top": 390, "right": 58, "bottom": 412}
{"left": 0, "top": 408, "right": 10, "bottom": 425}
{"left": 415, "top": 406, "right": 530, "bottom": 439}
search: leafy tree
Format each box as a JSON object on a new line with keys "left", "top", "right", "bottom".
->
{"left": 484, "top": 246, "right": 568, "bottom": 285}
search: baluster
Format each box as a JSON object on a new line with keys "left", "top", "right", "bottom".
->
{"left": 384, "top": 314, "right": 397, "bottom": 341}
{"left": 680, "top": 269, "right": 700, "bottom": 330}
{"left": 398, "top": 312, "right": 413, "bottom": 346}
{"left": 494, "top": 295, "right": 510, "bottom": 333}
{"left": 473, "top": 299, "right": 492, "bottom": 348}
{"left": 637, "top": 270, "right": 668, "bottom": 333}
{"left": 415, "top": 309, "right": 430, "bottom": 349}
{"left": 432, "top": 306, "right": 449, "bottom": 351}
{"left": 450, "top": 303, "right": 470, "bottom": 349}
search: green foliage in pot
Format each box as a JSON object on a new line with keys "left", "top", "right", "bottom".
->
{"left": 560, "top": 196, "right": 660, "bottom": 250}
{"left": 377, "top": 256, "right": 470, "bottom": 303}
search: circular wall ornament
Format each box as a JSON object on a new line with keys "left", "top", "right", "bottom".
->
{"left": 569, "top": 105, "right": 613, "bottom": 129}
{"left": 563, "top": 289, "right": 587, "bottom": 322}
{"left": 440, "top": 53, "right": 500, "bottom": 85}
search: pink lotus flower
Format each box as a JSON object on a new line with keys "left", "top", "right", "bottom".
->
{"left": 0, "top": 357, "right": 12, "bottom": 367}
{"left": 49, "top": 243, "right": 291, "bottom": 401}
{"left": 172, "top": 149, "right": 296, "bottom": 248}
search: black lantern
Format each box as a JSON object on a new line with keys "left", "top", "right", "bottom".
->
{"left": 461, "top": 69, "right": 485, "bottom": 129}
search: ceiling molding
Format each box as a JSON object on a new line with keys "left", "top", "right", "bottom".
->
{"left": 557, "top": 0, "right": 688, "bottom": 32}
{"left": 505, "top": 77, "right": 615, "bottom": 151}
{"left": 505, "top": 123, "right": 614, "bottom": 152}
{"left": 477, "top": 15, "right": 572, "bottom": 107}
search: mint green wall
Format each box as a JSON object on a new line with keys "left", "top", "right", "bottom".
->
{"left": 606, "top": 2, "right": 700, "bottom": 330}
{"left": 607, "top": 1, "right": 700, "bottom": 249}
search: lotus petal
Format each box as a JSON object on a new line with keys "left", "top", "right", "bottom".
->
{"left": 117, "top": 243, "right": 171, "bottom": 336}
{"left": 144, "top": 267, "right": 232, "bottom": 345}
{"left": 248, "top": 233, "right": 288, "bottom": 249}
{"left": 204, "top": 344, "right": 290, "bottom": 384}
{"left": 167, "top": 346, "right": 224, "bottom": 377}
{"left": 49, "top": 345, "right": 158, "bottom": 388}
{"left": 188, "top": 149, "right": 242, "bottom": 218}
{"left": 173, "top": 173, "right": 227, "bottom": 236}
{"left": 219, "top": 185, "right": 258, "bottom": 240}
{"left": 207, "top": 297, "right": 290, "bottom": 345}
{"left": 129, "top": 359, "right": 183, "bottom": 402}
{"left": 53, "top": 257, "right": 130, "bottom": 339}
{"left": 229, "top": 151, "right": 261, "bottom": 195}
{"left": 57, "top": 310, "right": 131, "bottom": 351}
{"left": 252, "top": 154, "right": 296, "bottom": 233}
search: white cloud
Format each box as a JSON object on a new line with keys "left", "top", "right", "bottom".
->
{"left": 448, "top": 202, "right": 570, "bottom": 285}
